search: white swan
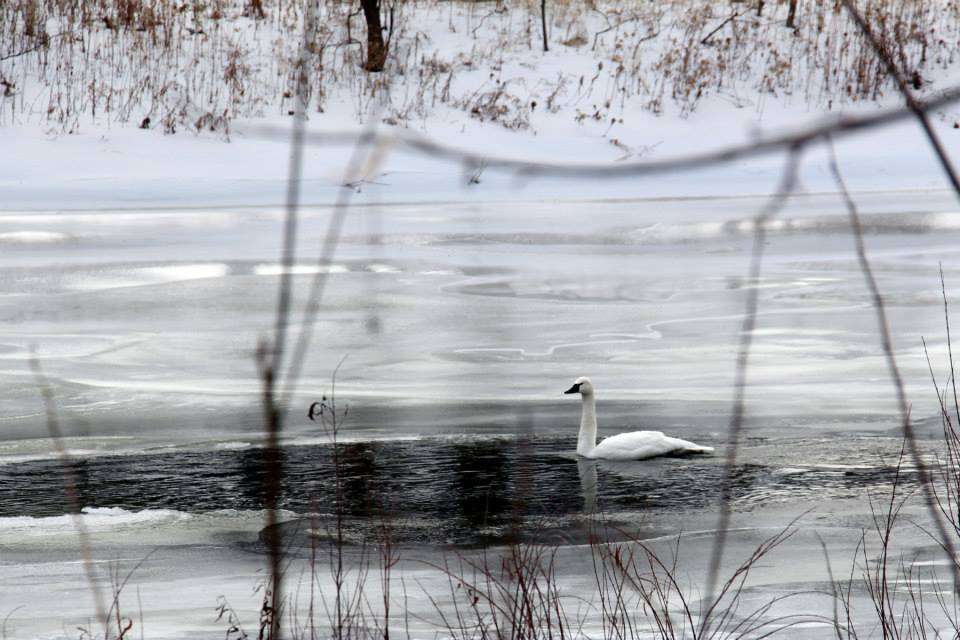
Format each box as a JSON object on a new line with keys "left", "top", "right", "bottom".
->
{"left": 564, "top": 377, "right": 714, "bottom": 460}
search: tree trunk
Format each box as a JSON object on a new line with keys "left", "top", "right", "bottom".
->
{"left": 786, "top": 0, "right": 799, "bottom": 29}
{"left": 540, "top": 0, "right": 549, "bottom": 52}
{"left": 360, "top": 0, "right": 387, "bottom": 72}
{"left": 245, "top": 0, "right": 266, "bottom": 19}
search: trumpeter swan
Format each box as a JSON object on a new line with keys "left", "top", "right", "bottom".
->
{"left": 564, "top": 376, "right": 714, "bottom": 460}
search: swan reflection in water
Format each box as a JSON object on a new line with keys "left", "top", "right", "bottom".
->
{"left": 578, "top": 457, "right": 598, "bottom": 514}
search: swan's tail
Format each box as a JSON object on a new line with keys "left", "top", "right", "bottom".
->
{"left": 674, "top": 437, "right": 714, "bottom": 454}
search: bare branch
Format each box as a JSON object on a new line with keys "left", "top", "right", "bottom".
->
{"left": 29, "top": 354, "right": 108, "bottom": 633}
{"left": 840, "top": 0, "right": 960, "bottom": 196}
{"left": 0, "top": 31, "right": 71, "bottom": 62}
{"left": 261, "top": 3, "right": 320, "bottom": 636}
{"left": 827, "top": 139, "right": 960, "bottom": 592}
{"left": 701, "top": 9, "right": 742, "bottom": 46}
{"left": 248, "top": 85, "right": 960, "bottom": 181}
{"left": 278, "top": 124, "right": 385, "bottom": 408}
{"left": 702, "top": 147, "right": 803, "bottom": 624}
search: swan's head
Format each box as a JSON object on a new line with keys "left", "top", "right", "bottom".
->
{"left": 563, "top": 376, "right": 594, "bottom": 397}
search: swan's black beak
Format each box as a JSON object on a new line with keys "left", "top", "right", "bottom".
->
{"left": 563, "top": 383, "right": 582, "bottom": 395}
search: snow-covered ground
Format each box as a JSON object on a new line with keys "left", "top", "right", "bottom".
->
{"left": 5, "top": 0, "right": 960, "bottom": 210}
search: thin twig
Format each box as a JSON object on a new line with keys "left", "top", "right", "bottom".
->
{"left": 702, "top": 148, "right": 802, "bottom": 626}
{"left": 28, "top": 355, "right": 108, "bottom": 633}
{"left": 103, "top": 549, "right": 158, "bottom": 638}
{"left": 469, "top": 5, "right": 506, "bottom": 38}
{"left": 1, "top": 606, "right": 24, "bottom": 640}
{"left": 940, "top": 264, "right": 960, "bottom": 428}
{"left": 272, "top": 9, "right": 315, "bottom": 374}
{"left": 814, "top": 532, "right": 846, "bottom": 640}
{"left": 261, "top": 3, "right": 320, "bottom": 637}
{"left": 279, "top": 123, "right": 386, "bottom": 408}
{"left": 248, "top": 85, "right": 960, "bottom": 180}
{"left": 591, "top": 16, "right": 649, "bottom": 51}
{"left": 0, "top": 31, "right": 71, "bottom": 62}
{"left": 827, "top": 139, "right": 960, "bottom": 592}
{"left": 701, "top": 10, "right": 742, "bottom": 46}
{"left": 839, "top": 0, "right": 960, "bottom": 195}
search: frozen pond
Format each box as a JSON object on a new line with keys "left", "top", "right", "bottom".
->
{"left": 3, "top": 190, "right": 960, "bottom": 442}
{"left": 3, "top": 189, "right": 960, "bottom": 637}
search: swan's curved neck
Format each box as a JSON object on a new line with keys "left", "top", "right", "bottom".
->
{"left": 577, "top": 393, "right": 597, "bottom": 456}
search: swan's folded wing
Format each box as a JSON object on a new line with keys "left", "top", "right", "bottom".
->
{"left": 594, "top": 430, "right": 714, "bottom": 460}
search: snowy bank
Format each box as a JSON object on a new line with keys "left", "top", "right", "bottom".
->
{"left": 5, "top": 1, "right": 960, "bottom": 208}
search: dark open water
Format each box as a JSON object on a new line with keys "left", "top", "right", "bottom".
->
{"left": 0, "top": 432, "right": 926, "bottom": 547}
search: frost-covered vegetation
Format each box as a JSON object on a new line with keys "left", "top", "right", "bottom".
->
{"left": 2, "top": 0, "right": 960, "bottom": 135}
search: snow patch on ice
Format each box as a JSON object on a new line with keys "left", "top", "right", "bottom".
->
{"left": 0, "top": 231, "right": 72, "bottom": 244}
{"left": 68, "top": 263, "right": 230, "bottom": 291}
{"left": 0, "top": 506, "right": 192, "bottom": 537}
{"left": 367, "top": 263, "right": 401, "bottom": 273}
{"left": 253, "top": 263, "right": 349, "bottom": 276}
{"left": 214, "top": 441, "right": 254, "bottom": 450}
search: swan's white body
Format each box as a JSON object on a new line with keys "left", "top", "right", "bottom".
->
{"left": 566, "top": 377, "right": 714, "bottom": 460}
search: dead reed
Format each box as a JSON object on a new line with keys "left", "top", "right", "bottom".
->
{"left": 2, "top": 1, "right": 959, "bottom": 134}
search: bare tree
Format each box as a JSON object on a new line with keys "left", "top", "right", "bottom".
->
{"left": 360, "top": 0, "right": 387, "bottom": 72}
